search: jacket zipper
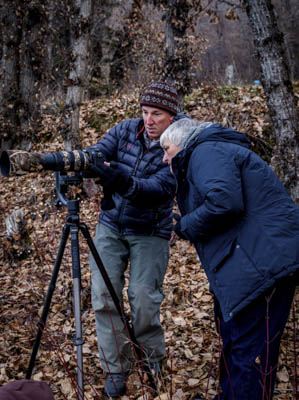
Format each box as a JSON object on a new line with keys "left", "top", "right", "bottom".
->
{"left": 119, "top": 145, "right": 144, "bottom": 233}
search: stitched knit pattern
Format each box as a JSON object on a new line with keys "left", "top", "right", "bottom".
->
{"left": 140, "top": 81, "right": 180, "bottom": 115}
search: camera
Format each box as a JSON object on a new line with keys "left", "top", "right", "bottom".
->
{"left": 0, "top": 149, "right": 105, "bottom": 177}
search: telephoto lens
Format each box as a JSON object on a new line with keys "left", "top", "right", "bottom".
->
{"left": 0, "top": 150, "right": 92, "bottom": 177}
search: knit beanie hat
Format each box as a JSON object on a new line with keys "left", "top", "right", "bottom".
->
{"left": 140, "top": 81, "right": 180, "bottom": 115}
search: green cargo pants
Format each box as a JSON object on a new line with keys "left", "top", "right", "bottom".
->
{"left": 90, "top": 223, "right": 169, "bottom": 373}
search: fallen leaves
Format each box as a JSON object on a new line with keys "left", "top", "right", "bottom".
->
{"left": 0, "top": 85, "right": 298, "bottom": 399}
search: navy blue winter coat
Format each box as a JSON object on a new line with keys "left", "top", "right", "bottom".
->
{"left": 172, "top": 124, "right": 299, "bottom": 321}
{"left": 87, "top": 118, "right": 176, "bottom": 239}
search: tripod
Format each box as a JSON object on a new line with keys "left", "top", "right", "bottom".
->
{"left": 26, "top": 173, "right": 157, "bottom": 399}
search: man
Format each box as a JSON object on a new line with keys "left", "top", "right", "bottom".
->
{"left": 86, "top": 82, "right": 182, "bottom": 397}
{"left": 160, "top": 118, "right": 299, "bottom": 400}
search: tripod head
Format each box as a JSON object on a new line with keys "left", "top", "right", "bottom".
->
{"left": 55, "top": 171, "right": 83, "bottom": 207}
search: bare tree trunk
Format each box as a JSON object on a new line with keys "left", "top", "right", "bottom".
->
{"left": 61, "top": 0, "right": 92, "bottom": 151}
{"left": 0, "top": 1, "right": 48, "bottom": 150}
{"left": 243, "top": 0, "right": 299, "bottom": 203}
{"left": 165, "top": 0, "right": 175, "bottom": 60}
{"left": 18, "top": 2, "right": 46, "bottom": 150}
{"left": 0, "top": 1, "right": 21, "bottom": 149}
{"left": 278, "top": 0, "right": 297, "bottom": 81}
{"left": 162, "top": 0, "right": 192, "bottom": 104}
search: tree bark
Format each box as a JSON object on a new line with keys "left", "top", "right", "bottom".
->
{"left": 19, "top": 2, "right": 46, "bottom": 149}
{"left": 0, "top": 1, "right": 48, "bottom": 150}
{"left": 61, "top": 0, "right": 92, "bottom": 151}
{"left": 0, "top": 1, "right": 21, "bottom": 149}
{"left": 162, "top": 0, "right": 192, "bottom": 104}
{"left": 243, "top": 0, "right": 299, "bottom": 203}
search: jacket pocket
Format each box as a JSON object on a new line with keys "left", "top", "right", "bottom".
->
{"left": 211, "top": 240, "right": 264, "bottom": 320}
{"left": 209, "top": 237, "right": 237, "bottom": 272}
{"left": 201, "top": 234, "right": 237, "bottom": 273}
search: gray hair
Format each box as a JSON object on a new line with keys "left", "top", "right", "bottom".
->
{"left": 160, "top": 118, "right": 199, "bottom": 148}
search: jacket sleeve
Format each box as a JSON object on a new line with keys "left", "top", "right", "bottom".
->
{"left": 180, "top": 144, "right": 244, "bottom": 241}
{"left": 85, "top": 121, "right": 127, "bottom": 160}
{"left": 85, "top": 119, "right": 176, "bottom": 207}
{"left": 124, "top": 165, "right": 176, "bottom": 207}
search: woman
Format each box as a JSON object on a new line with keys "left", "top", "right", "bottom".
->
{"left": 160, "top": 118, "right": 299, "bottom": 400}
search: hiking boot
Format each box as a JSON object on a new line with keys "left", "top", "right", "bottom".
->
{"left": 149, "top": 361, "right": 162, "bottom": 376}
{"left": 104, "top": 373, "right": 126, "bottom": 397}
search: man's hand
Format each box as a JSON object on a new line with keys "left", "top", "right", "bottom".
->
{"left": 96, "top": 161, "right": 132, "bottom": 195}
{"left": 82, "top": 149, "right": 106, "bottom": 178}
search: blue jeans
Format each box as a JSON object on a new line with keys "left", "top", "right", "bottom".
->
{"left": 213, "top": 276, "right": 296, "bottom": 400}
{"left": 90, "top": 223, "right": 169, "bottom": 373}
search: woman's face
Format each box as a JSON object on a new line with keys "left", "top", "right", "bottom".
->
{"left": 162, "top": 139, "right": 181, "bottom": 166}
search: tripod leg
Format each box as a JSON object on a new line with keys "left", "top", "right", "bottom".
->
{"left": 26, "top": 224, "right": 70, "bottom": 379}
{"left": 70, "top": 224, "right": 84, "bottom": 400}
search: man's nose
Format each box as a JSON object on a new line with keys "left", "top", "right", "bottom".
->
{"left": 146, "top": 114, "right": 154, "bottom": 124}
{"left": 162, "top": 154, "right": 168, "bottom": 164}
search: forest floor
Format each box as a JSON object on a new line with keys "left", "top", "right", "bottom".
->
{"left": 0, "top": 84, "right": 298, "bottom": 399}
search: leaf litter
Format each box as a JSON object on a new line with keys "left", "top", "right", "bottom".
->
{"left": 0, "top": 85, "right": 298, "bottom": 399}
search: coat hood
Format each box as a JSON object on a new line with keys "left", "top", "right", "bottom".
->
{"left": 173, "top": 124, "right": 251, "bottom": 173}
{"left": 184, "top": 123, "right": 251, "bottom": 152}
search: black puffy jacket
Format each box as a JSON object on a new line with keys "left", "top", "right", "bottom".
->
{"left": 87, "top": 118, "right": 176, "bottom": 239}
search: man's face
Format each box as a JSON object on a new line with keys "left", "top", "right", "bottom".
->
{"left": 142, "top": 106, "right": 174, "bottom": 140}
{"left": 162, "top": 139, "right": 181, "bottom": 166}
